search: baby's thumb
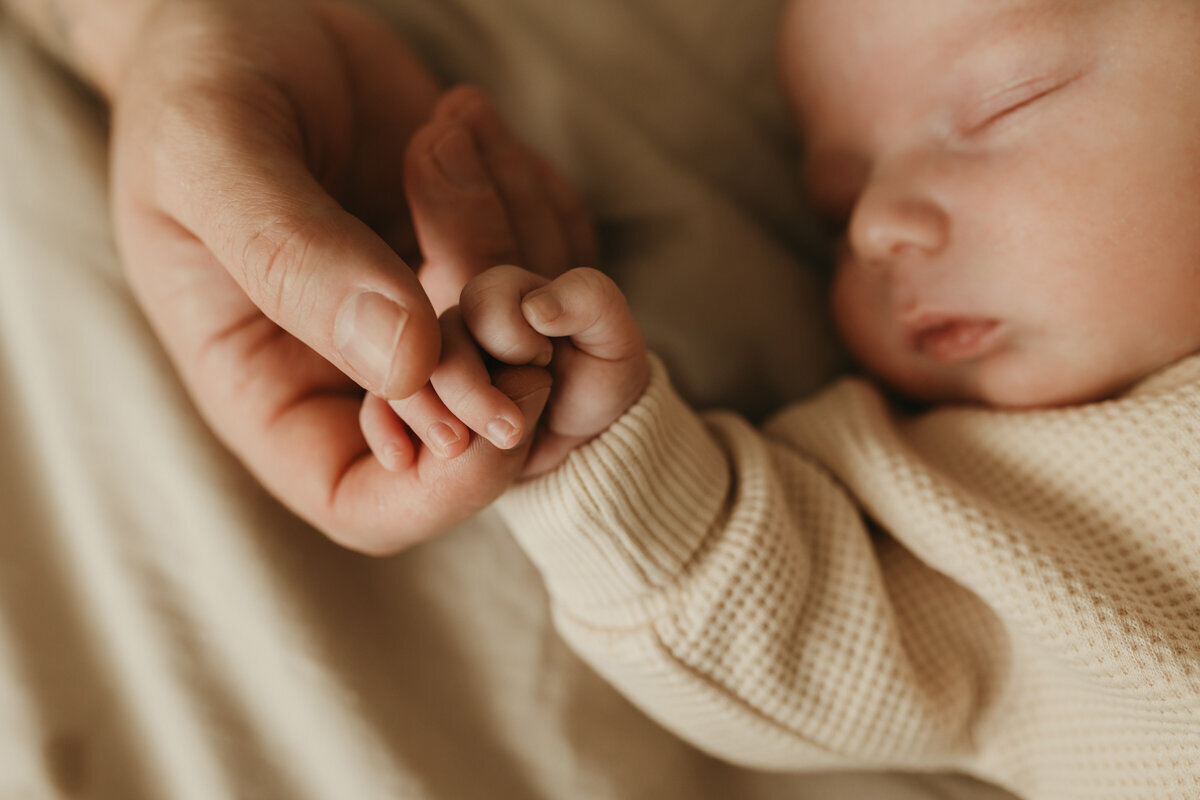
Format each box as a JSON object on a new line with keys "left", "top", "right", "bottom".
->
{"left": 520, "top": 267, "right": 643, "bottom": 362}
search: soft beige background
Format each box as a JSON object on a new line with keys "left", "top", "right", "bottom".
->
{"left": 0, "top": 1, "right": 1016, "bottom": 797}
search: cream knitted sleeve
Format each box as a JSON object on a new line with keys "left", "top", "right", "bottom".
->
{"left": 497, "top": 356, "right": 1200, "bottom": 799}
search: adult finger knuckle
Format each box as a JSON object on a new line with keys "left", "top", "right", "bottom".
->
{"left": 238, "top": 213, "right": 317, "bottom": 322}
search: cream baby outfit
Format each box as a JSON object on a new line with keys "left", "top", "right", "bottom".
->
{"left": 499, "top": 354, "right": 1200, "bottom": 800}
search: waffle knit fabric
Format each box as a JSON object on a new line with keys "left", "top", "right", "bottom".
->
{"left": 497, "top": 354, "right": 1200, "bottom": 799}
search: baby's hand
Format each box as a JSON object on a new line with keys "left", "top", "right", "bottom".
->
{"left": 461, "top": 265, "right": 650, "bottom": 475}
{"left": 361, "top": 265, "right": 646, "bottom": 477}
{"left": 364, "top": 264, "right": 647, "bottom": 478}
{"left": 358, "top": 85, "right": 596, "bottom": 471}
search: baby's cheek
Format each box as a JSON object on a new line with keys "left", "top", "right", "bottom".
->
{"left": 973, "top": 351, "right": 1094, "bottom": 409}
{"left": 830, "top": 266, "right": 886, "bottom": 357}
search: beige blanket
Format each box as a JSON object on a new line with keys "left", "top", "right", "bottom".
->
{"left": 0, "top": 1, "right": 1016, "bottom": 797}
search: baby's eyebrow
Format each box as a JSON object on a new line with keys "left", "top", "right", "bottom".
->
{"left": 948, "top": 1, "right": 1093, "bottom": 69}
{"left": 938, "top": 9, "right": 1094, "bottom": 130}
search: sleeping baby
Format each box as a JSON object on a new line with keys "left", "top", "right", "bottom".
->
{"left": 371, "top": 0, "right": 1200, "bottom": 797}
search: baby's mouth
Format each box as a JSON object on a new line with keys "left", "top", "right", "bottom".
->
{"left": 907, "top": 316, "right": 1001, "bottom": 362}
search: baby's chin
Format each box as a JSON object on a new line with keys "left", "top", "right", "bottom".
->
{"left": 845, "top": 335, "right": 1148, "bottom": 409}
{"left": 885, "top": 362, "right": 1138, "bottom": 410}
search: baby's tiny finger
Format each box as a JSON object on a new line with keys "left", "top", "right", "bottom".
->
{"left": 387, "top": 384, "right": 471, "bottom": 460}
{"left": 460, "top": 265, "right": 554, "bottom": 367}
{"left": 359, "top": 393, "right": 415, "bottom": 472}
{"left": 433, "top": 307, "right": 529, "bottom": 450}
{"left": 520, "top": 268, "right": 643, "bottom": 361}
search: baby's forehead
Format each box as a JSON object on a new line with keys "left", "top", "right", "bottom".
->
{"left": 780, "top": 0, "right": 1105, "bottom": 111}
{"left": 782, "top": 0, "right": 1111, "bottom": 55}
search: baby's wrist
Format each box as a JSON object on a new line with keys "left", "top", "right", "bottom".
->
{"left": 520, "top": 350, "right": 655, "bottom": 477}
{"left": 498, "top": 352, "right": 726, "bottom": 609}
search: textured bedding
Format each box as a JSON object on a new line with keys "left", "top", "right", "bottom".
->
{"left": 0, "top": 1, "right": 1016, "bottom": 797}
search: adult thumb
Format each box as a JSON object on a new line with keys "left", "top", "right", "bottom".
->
{"left": 148, "top": 114, "right": 442, "bottom": 401}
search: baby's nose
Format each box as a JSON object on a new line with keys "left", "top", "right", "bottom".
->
{"left": 848, "top": 188, "right": 948, "bottom": 271}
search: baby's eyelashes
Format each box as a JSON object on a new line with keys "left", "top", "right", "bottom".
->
{"left": 958, "top": 81, "right": 1056, "bottom": 138}
{"left": 954, "top": 64, "right": 1088, "bottom": 141}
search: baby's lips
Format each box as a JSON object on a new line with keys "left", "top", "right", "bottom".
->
{"left": 909, "top": 317, "right": 1001, "bottom": 362}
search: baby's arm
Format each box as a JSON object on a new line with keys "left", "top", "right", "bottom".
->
{"left": 494, "top": 365, "right": 1200, "bottom": 795}
{"left": 494, "top": 370, "right": 998, "bottom": 772}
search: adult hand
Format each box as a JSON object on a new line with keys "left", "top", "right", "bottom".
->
{"left": 357, "top": 90, "right": 601, "bottom": 536}
{"left": 105, "top": 0, "right": 588, "bottom": 551}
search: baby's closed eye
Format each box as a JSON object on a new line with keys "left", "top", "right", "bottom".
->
{"left": 956, "top": 64, "right": 1089, "bottom": 140}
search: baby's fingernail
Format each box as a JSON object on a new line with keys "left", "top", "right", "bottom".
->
{"left": 335, "top": 291, "right": 409, "bottom": 393}
{"left": 486, "top": 417, "right": 520, "bottom": 449}
{"left": 522, "top": 292, "right": 562, "bottom": 327}
{"left": 427, "top": 422, "right": 462, "bottom": 456}
{"left": 433, "top": 126, "right": 490, "bottom": 191}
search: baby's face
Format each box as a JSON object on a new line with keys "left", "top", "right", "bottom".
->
{"left": 781, "top": 0, "right": 1200, "bottom": 406}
